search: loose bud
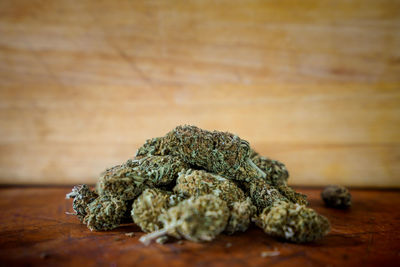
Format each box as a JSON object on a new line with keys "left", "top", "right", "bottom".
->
{"left": 256, "top": 201, "right": 330, "bottom": 243}
{"left": 321, "top": 185, "right": 351, "bottom": 209}
{"left": 66, "top": 184, "right": 98, "bottom": 221}
{"left": 96, "top": 162, "right": 147, "bottom": 201}
{"left": 83, "top": 195, "right": 127, "bottom": 231}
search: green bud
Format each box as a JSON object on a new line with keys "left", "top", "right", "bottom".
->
{"left": 225, "top": 197, "right": 257, "bottom": 234}
{"left": 66, "top": 184, "right": 98, "bottom": 221}
{"left": 250, "top": 149, "right": 307, "bottom": 205}
{"left": 135, "top": 155, "right": 189, "bottom": 186}
{"left": 321, "top": 185, "right": 351, "bottom": 209}
{"left": 136, "top": 137, "right": 170, "bottom": 159}
{"left": 131, "top": 188, "right": 183, "bottom": 233}
{"left": 241, "top": 178, "right": 288, "bottom": 212}
{"left": 250, "top": 150, "right": 289, "bottom": 185}
{"left": 173, "top": 169, "right": 246, "bottom": 206}
{"left": 83, "top": 195, "right": 127, "bottom": 231}
{"left": 174, "top": 169, "right": 256, "bottom": 234}
{"left": 97, "top": 156, "right": 188, "bottom": 200}
{"left": 96, "top": 162, "right": 147, "bottom": 201}
{"left": 256, "top": 201, "right": 330, "bottom": 243}
{"left": 139, "top": 195, "right": 229, "bottom": 245}
{"left": 275, "top": 184, "right": 308, "bottom": 206}
{"left": 136, "top": 125, "right": 266, "bottom": 181}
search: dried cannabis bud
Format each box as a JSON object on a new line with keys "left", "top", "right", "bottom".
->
{"left": 66, "top": 125, "right": 331, "bottom": 244}
{"left": 96, "top": 161, "right": 147, "bottom": 201}
{"left": 250, "top": 150, "right": 308, "bottom": 205}
{"left": 97, "top": 155, "right": 188, "bottom": 201}
{"left": 250, "top": 150, "right": 289, "bottom": 185}
{"left": 135, "top": 137, "right": 171, "bottom": 159}
{"left": 136, "top": 125, "right": 266, "bottom": 181}
{"left": 173, "top": 169, "right": 246, "bottom": 205}
{"left": 66, "top": 184, "right": 98, "bottom": 221}
{"left": 256, "top": 201, "right": 330, "bottom": 243}
{"left": 321, "top": 185, "right": 351, "bottom": 209}
{"left": 134, "top": 155, "right": 189, "bottom": 186}
{"left": 139, "top": 195, "right": 229, "bottom": 245}
{"left": 83, "top": 195, "right": 127, "bottom": 231}
{"left": 174, "top": 169, "right": 255, "bottom": 234}
{"left": 275, "top": 184, "right": 308, "bottom": 206}
{"left": 225, "top": 197, "right": 256, "bottom": 234}
{"left": 241, "top": 178, "right": 288, "bottom": 212}
{"left": 131, "top": 188, "right": 182, "bottom": 233}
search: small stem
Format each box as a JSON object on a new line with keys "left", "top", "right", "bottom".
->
{"left": 65, "top": 191, "right": 77, "bottom": 199}
{"left": 248, "top": 158, "right": 266, "bottom": 179}
{"left": 139, "top": 228, "right": 169, "bottom": 246}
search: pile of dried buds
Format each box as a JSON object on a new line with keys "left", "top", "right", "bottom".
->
{"left": 66, "top": 125, "right": 330, "bottom": 245}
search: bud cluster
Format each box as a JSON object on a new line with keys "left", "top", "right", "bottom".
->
{"left": 66, "top": 125, "right": 330, "bottom": 244}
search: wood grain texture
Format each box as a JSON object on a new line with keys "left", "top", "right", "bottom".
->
{"left": 0, "top": 186, "right": 399, "bottom": 266}
{"left": 0, "top": 0, "right": 399, "bottom": 186}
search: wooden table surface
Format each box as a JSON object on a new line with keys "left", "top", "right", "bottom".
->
{"left": 0, "top": 187, "right": 399, "bottom": 266}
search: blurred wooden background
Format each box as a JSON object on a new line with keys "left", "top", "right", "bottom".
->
{"left": 0, "top": 0, "right": 399, "bottom": 186}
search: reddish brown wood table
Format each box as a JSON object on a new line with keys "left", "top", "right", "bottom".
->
{"left": 0, "top": 186, "right": 399, "bottom": 266}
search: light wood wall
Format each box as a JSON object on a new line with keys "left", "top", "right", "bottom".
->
{"left": 0, "top": 0, "right": 399, "bottom": 186}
